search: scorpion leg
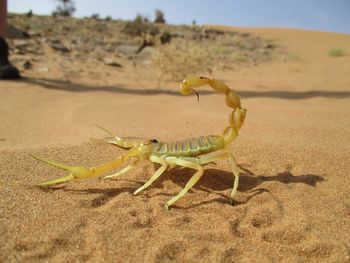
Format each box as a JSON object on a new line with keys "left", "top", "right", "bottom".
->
{"left": 165, "top": 158, "right": 204, "bottom": 209}
{"left": 228, "top": 153, "right": 241, "bottom": 202}
{"left": 199, "top": 152, "right": 241, "bottom": 204}
{"left": 103, "top": 164, "right": 134, "bottom": 180}
{"left": 133, "top": 155, "right": 168, "bottom": 195}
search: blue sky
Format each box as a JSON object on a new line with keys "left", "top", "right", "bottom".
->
{"left": 9, "top": 0, "right": 350, "bottom": 34}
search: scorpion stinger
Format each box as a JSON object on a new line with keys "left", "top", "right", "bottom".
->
{"left": 194, "top": 89, "right": 200, "bottom": 102}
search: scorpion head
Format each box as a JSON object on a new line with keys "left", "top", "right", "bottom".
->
{"left": 136, "top": 139, "right": 159, "bottom": 159}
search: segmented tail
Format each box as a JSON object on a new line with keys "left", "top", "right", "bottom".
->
{"left": 180, "top": 76, "right": 247, "bottom": 146}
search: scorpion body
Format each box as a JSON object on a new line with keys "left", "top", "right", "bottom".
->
{"left": 151, "top": 135, "right": 224, "bottom": 157}
{"left": 31, "top": 76, "right": 247, "bottom": 209}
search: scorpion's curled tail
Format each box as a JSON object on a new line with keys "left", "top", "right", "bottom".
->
{"left": 180, "top": 76, "right": 247, "bottom": 146}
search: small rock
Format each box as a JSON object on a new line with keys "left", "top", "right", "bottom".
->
{"left": 103, "top": 58, "right": 122, "bottom": 67}
{"left": 264, "top": 43, "right": 275, "bottom": 49}
{"left": 37, "top": 67, "right": 49, "bottom": 72}
{"left": 5, "top": 25, "right": 29, "bottom": 39}
{"left": 27, "top": 29, "right": 41, "bottom": 37}
{"left": 137, "top": 46, "right": 156, "bottom": 60}
{"left": 23, "top": 60, "right": 33, "bottom": 69}
{"left": 26, "top": 45, "right": 44, "bottom": 55}
{"left": 13, "top": 39, "right": 31, "bottom": 50}
{"left": 115, "top": 44, "right": 141, "bottom": 56}
{"left": 51, "top": 42, "right": 70, "bottom": 52}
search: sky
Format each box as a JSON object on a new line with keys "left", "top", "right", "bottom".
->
{"left": 8, "top": 0, "right": 350, "bottom": 34}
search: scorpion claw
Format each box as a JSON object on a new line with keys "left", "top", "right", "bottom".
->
{"left": 95, "top": 125, "right": 115, "bottom": 137}
{"left": 29, "top": 153, "right": 95, "bottom": 187}
{"left": 38, "top": 174, "right": 74, "bottom": 187}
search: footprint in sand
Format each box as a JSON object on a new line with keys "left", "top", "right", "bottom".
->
{"left": 128, "top": 208, "right": 155, "bottom": 229}
{"left": 227, "top": 195, "right": 285, "bottom": 239}
{"left": 221, "top": 248, "right": 239, "bottom": 263}
{"left": 262, "top": 227, "right": 306, "bottom": 245}
{"left": 250, "top": 208, "right": 279, "bottom": 229}
{"left": 298, "top": 242, "right": 336, "bottom": 260}
{"left": 154, "top": 242, "right": 185, "bottom": 263}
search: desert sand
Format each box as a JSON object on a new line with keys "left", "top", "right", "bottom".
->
{"left": 0, "top": 26, "right": 350, "bottom": 262}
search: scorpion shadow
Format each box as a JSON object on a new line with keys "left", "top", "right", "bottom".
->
{"left": 141, "top": 166, "right": 324, "bottom": 208}
{"left": 42, "top": 166, "right": 324, "bottom": 209}
{"left": 39, "top": 185, "right": 137, "bottom": 208}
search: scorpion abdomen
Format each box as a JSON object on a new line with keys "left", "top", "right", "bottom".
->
{"left": 154, "top": 135, "right": 224, "bottom": 157}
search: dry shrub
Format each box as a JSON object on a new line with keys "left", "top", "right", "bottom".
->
{"left": 154, "top": 9, "right": 166, "bottom": 24}
{"left": 122, "top": 15, "right": 159, "bottom": 37}
{"left": 53, "top": 0, "right": 76, "bottom": 17}
{"left": 328, "top": 48, "right": 346, "bottom": 57}
{"left": 152, "top": 29, "right": 276, "bottom": 85}
{"left": 153, "top": 39, "right": 214, "bottom": 84}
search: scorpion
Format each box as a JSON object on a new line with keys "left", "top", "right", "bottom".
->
{"left": 31, "top": 76, "right": 247, "bottom": 209}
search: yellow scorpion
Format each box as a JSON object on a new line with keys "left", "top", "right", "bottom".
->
{"left": 31, "top": 76, "right": 247, "bottom": 209}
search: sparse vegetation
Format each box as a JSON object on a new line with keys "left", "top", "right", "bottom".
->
{"left": 26, "top": 10, "right": 33, "bottom": 18}
{"left": 153, "top": 29, "right": 276, "bottom": 83}
{"left": 154, "top": 39, "right": 215, "bottom": 83}
{"left": 154, "top": 9, "right": 166, "bottom": 24}
{"left": 7, "top": 13, "right": 279, "bottom": 86}
{"left": 231, "top": 51, "right": 247, "bottom": 62}
{"left": 122, "top": 14, "right": 159, "bottom": 37}
{"left": 287, "top": 52, "right": 302, "bottom": 61}
{"left": 52, "top": 0, "right": 76, "bottom": 17}
{"left": 159, "top": 31, "right": 172, "bottom": 44}
{"left": 328, "top": 48, "right": 346, "bottom": 57}
{"left": 91, "top": 13, "right": 100, "bottom": 20}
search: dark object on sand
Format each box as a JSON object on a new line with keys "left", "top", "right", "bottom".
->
{"left": 0, "top": 37, "right": 21, "bottom": 79}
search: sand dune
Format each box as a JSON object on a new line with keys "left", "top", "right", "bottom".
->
{"left": 0, "top": 26, "right": 349, "bottom": 262}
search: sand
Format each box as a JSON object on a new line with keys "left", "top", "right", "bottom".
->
{"left": 0, "top": 27, "right": 350, "bottom": 262}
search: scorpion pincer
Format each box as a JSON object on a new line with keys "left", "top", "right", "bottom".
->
{"left": 31, "top": 76, "right": 247, "bottom": 209}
